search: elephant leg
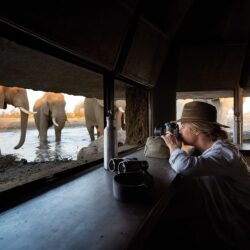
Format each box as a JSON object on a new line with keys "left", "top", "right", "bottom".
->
{"left": 89, "top": 126, "right": 95, "bottom": 141}
{"left": 34, "top": 119, "right": 40, "bottom": 132}
{"left": 115, "top": 111, "right": 123, "bottom": 130}
{"left": 85, "top": 117, "right": 95, "bottom": 141}
{"left": 34, "top": 117, "right": 40, "bottom": 137}
{"left": 121, "top": 113, "right": 126, "bottom": 130}
{"left": 39, "top": 117, "right": 49, "bottom": 142}
{"left": 96, "top": 116, "right": 104, "bottom": 137}
{"left": 96, "top": 125, "right": 101, "bottom": 138}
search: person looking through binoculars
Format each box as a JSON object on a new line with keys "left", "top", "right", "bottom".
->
{"left": 161, "top": 101, "right": 250, "bottom": 250}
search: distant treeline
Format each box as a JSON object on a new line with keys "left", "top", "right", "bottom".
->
{"left": 0, "top": 112, "right": 84, "bottom": 119}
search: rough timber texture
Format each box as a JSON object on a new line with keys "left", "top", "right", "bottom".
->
{"left": 125, "top": 86, "right": 148, "bottom": 145}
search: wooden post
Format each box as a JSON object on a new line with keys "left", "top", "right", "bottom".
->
{"left": 103, "top": 73, "right": 114, "bottom": 127}
{"left": 233, "top": 85, "right": 243, "bottom": 144}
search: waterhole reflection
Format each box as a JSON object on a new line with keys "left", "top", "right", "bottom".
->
{"left": 0, "top": 126, "right": 91, "bottom": 162}
{"left": 35, "top": 142, "right": 65, "bottom": 162}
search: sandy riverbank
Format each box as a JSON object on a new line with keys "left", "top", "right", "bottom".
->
{"left": 0, "top": 117, "right": 85, "bottom": 130}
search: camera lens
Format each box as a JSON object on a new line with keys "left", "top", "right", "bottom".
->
{"left": 164, "top": 122, "right": 179, "bottom": 135}
{"left": 154, "top": 127, "right": 164, "bottom": 136}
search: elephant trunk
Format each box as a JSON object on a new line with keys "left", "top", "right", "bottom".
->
{"left": 14, "top": 110, "right": 28, "bottom": 149}
{"left": 55, "top": 129, "right": 62, "bottom": 142}
{"left": 53, "top": 115, "right": 66, "bottom": 142}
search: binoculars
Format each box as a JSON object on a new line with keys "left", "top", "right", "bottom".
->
{"left": 109, "top": 157, "right": 149, "bottom": 173}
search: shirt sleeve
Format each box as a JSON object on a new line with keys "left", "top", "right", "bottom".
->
{"left": 169, "top": 148, "right": 192, "bottom": 173}
{"left": 169, "top": 147, "right": 233, "bottom": 177}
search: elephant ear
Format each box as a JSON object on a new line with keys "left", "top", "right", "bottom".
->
{"left": 42, "top": 102, "right": 50, "bottom": 116}
{"left": 0, "top": 92, "right": 5, "bottom": 109}
{"left": 96, "top": 99, "right": 104, "bottom": 107}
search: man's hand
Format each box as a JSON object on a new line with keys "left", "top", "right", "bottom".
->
{"left": 161, "top": 132, "right": 180, "bottom": 154}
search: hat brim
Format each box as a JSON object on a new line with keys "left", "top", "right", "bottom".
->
{"left": 174, "top": 118, "right": 230, "bottom": 128}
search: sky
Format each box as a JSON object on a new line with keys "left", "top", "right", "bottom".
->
{"left": 1, "top": 89, "right": 85, "bottom": 114}
{"left": 243, "top": 97, "right": 250, "bottom": 113}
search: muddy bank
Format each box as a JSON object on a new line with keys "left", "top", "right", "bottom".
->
{"left": 0, "top": 157, "right": 88, "bottom": 192}
{"left": 0, "top": 144, "right": 136, "bottom": 193}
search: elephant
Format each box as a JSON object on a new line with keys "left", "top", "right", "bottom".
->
{"left": 84, "top": 98, "right": 126, "bottom": 141}
{"left": 0, "top": 85, "right": 35, "bottom": 149}
{"left": 33, "top": 92, "right": 67, "bottom": 143}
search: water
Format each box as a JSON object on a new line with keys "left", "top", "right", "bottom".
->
{"left": 1, "top": 123, "right": 249, "bottom": 163}
{"left": 0, "top": 126, "right": 92, "bottom": 162}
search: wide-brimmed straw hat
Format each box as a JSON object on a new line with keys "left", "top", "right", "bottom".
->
{"left": 176, "top": 101, "right": 229, "bottom": 128}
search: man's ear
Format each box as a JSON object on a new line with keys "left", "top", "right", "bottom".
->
{"left": 192, "top": 129, "right": 200, "bottom": 136}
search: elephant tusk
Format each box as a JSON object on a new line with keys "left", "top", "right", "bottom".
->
{"left": 19, "top": 107, "right": 37, "bottom": 115}
{"left": 118, "top": 107, "right": 125, "bottom": 112}
{"left": 52, "top": 117, "right": 59, "bottom": 127}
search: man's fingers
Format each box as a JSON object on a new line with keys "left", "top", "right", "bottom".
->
{"left": 161, "top": 135, "right": 168, "bottom": 145}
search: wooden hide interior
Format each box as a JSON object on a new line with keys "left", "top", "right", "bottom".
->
{"left": 1, "top": 3, "right": 250, "bottom": 249}
{"left": 0, "top": 0, "right": 250, "bottom": 133}
{"left": 125, "top": 85, "right": 148, "bottom": 144}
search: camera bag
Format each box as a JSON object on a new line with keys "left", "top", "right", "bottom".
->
{"left": 144, "top": 136, "right": 170, "bottom": 159}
